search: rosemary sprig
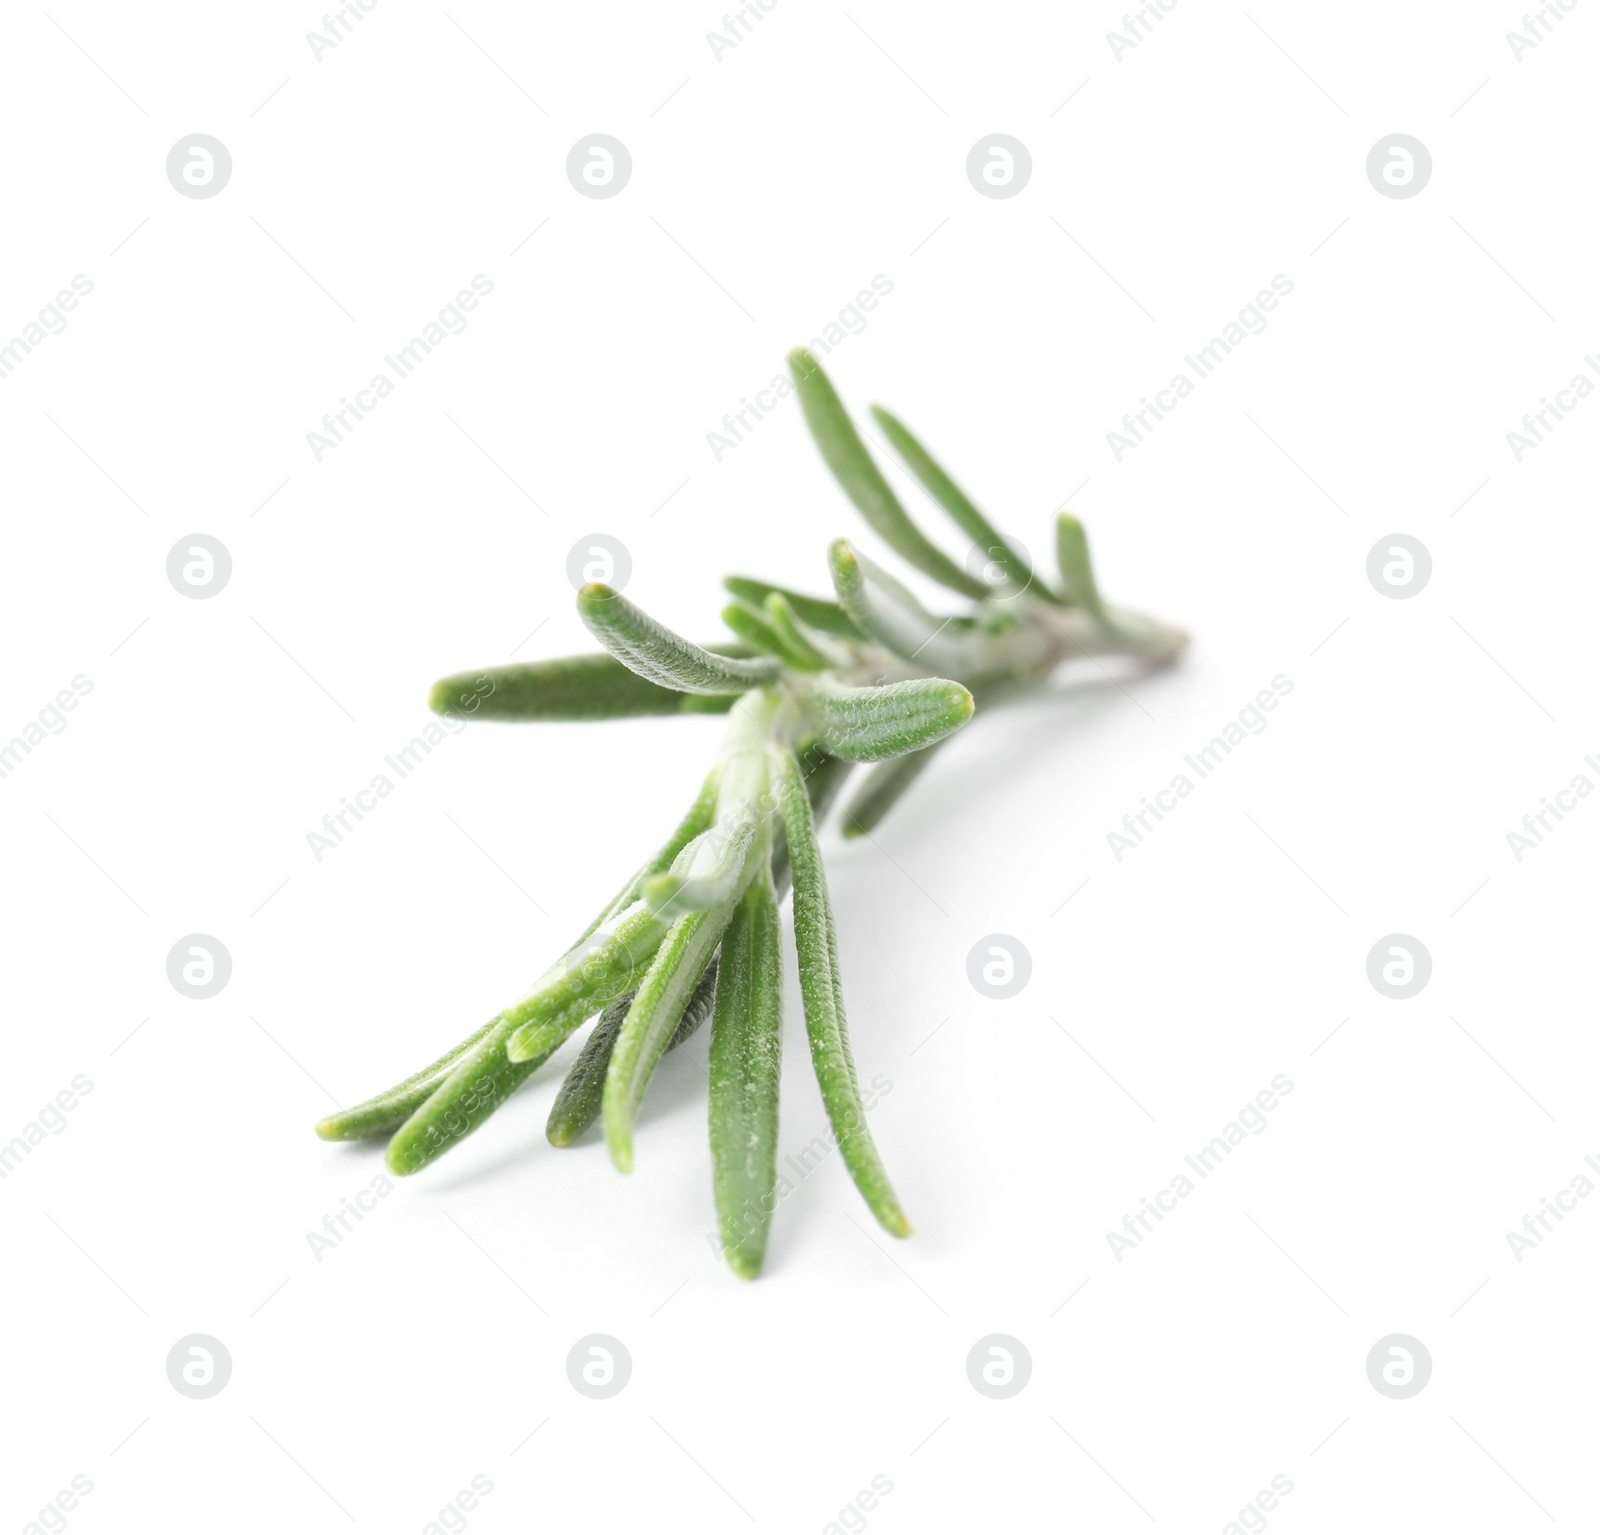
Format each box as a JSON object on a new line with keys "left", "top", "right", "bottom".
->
{"left": 317, "top": 349, "right": 1186, "bottom": 1277}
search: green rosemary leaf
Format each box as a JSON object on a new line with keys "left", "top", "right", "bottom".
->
{"left": 770, "top": 745, "right": 853, "bottom": 895}
{"left": 507, "top": 766, "right": 728, "bottom": 1069}
{"left": 789, "top": 348, "right": 988, "bottom": 599}
{"left": 720, "top": 601, "right": 821, "bottom": 671}
{"left": 367, "top": 762, "right": 726, "bottom": 1161}
{"left": 795, "top": 742, "right": 855, "bottom": 824}
{"left": 644, "top": 812, "right": 759, "bottom": 915}
{"left": 668, "top": 961, "right": 722, "bottom": 1046}
{"left": 840, "top": 744, "right": 945, "bottom": 839}
{"left": 326, "top": 774, "right": 711, "bottom": 1151}
{"left": 604, "top": 862, "right": 755, "bottom": 1173}
{"left": 592, "top": 768, "right": 723, "bottom": 931}
{"left": 578, "top": 583, "right": 782, "bottom": 695}
{"left": 315, "top": 1015, "right": 505, "bottom": 1141}
{"left": 503, "top": 904, "right": 670, "bottom": 1062}
{"left": 545, "top": 995, "right": 630, "bottom": 1148}
{"left": 826, "top": 539, "right": 972, "bottom": 672}
{"left": 511, "top": 781, "right": 762, "bottom": 1069}
{"left": 723, "top": 576, "right": 863, "bottom": 639}
{"left": 836, "top": 664, "right": 1047, "bottom": 840}
{"left": 385, "top": 1002, "right": 585, "bottom": 1175}
{"left": 769, "top": 747, "right": 910, "bottom": 1237}
{"left": 708, "top": 867, "right": 783, "bottom": 1278}
{"left": 761, "top": 593, "right": 835, "bottom": 670}
{"left": 546, "top": 961, "right": 718, "bottom": 1147}
{"left": 805, "top": 674, "right": 973, "bottom": 763}
{"left": 1055, "top": 513, "right": 1114, "bottom": 628}
{"left": 868, "top": 404, "right": 1040, "bottom": 596}
{"left": 430, "top": 652, "right": 742, "bottom": 722}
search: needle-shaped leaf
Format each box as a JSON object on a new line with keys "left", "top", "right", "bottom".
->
{"left": 770, "top": 746, "right": 853, "bottom": 896}
{"left": 375, "top": 764, "right": 725, "bottom": 1161}
{"left": 546, "top": 961, "right": 719, "bottom": 1147}
{"left": 499, "top": 768, "right": 726, "bottom": 1069}
{"left": 579, "top": 582, "right": 781, "bottom": 695}
{"left": 385, "top": 1001, "right": 585, "bottom": 1175}
{"left": 324, "top": 775, "right": 715, "bottom": 1151}
{"left": 840, "top": 743, "right": 945, "bottom": 839}
{"left": 316, "top": 1015, "right": 505, "bottom": 1141}
{"left": 644, "top": 811, "right": 759, "bottom": 916}
{"left": 719, "top": 602, "right": 821, "bottom": 671}
{"left": 792, "top": 742, "right": 855, "bottom": 827}
{"left": 708, "top": 868, "right": 783, "bottom": 1278}
{"left": 762, "top": 592, "right": 837, "bottom": 670}
{"left": 834, "top": 667, "right": 1033, "bottom": 838}
{"left": 805, "top": 674, "right": 973, "bottom": 763}
{"left": 826, "top": 539, "right": 974, "bottom": 673}
{"left": 724, "top": 576, "right": 863, "bottom": 639}
{"left": 1055, "top": 513, "right": 1115, "bottom": 629}
{"left": 430, "top": 652, "right": 745, "bottom": 722}
{"left": 503, "top": 903, "right": 671, "bottom": 1062}
{"left": 769, "top": 747, "right": 910, "bottom": 1237}
{"left": 868, "top": 404, "right": 1040, "bottom": 596}
{"left": 593, "top": 768, "right": 723, "bottom": 931}
{"left": 604, "top": 849, "right": 757, "bottom": 1173}
{"left": 507, "top": 778, "right": 754, "bottom": 1068}
{"left": 789, "top": 348, "right": 988, "bottom": 599}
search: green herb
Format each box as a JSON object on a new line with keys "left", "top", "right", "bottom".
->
{"left": 708, "top": 866, "right": 784, "bottom": 1277}
{"left": 770, "top": 744, "right": 909, "bottom": 1237}
{"left": 317, "top": 350, "right": 1185, "bottom": 1277}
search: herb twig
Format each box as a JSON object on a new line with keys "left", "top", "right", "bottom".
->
{"left": 316, "top": 349, "right": 1186, "bottom": 1277}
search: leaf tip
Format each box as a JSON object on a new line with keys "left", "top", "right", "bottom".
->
{"left": 382, "top": 1139, "right": 417, "bottom": 1177}
{"left": 727, "top": 1250, "right": 764, "bottom": 1280}
{"left": 642, "top": 872, "right": 681, "bottom": 914}
{"left": 504, "top": 1039, "right": 534, "bottom": 1065}
{"left": 1056, "top": 508, "right": 1082, "bottom": 526}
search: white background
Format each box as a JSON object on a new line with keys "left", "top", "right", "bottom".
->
{"left": 2, "top": 3, "right": 1597, "bottom": 1531}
